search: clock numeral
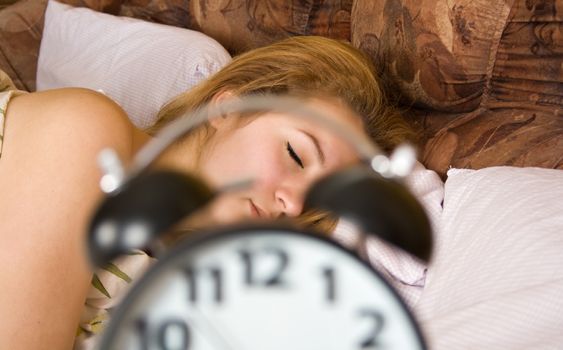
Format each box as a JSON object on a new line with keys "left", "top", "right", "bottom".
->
{"left": 133, "top": 318, "right": 150, "bottom": 350}
{"left": 321, "top": 267, "right": 336, "bottom": 302}
{"left": 158, "top": 319, "right": 191, "bottom": 350}
{"left": 210, "top": 268, "right": 223, "bottom": 302}
{"left": 184, "top": 268, "right": 197, "bottom": 303}
{"left": 358, "top": 309, "right": 385, "bottom": 349}
{"left": 134, "top": 318, "right": 191, "bottom": 350}
{"left": 239, "top": 247, "right": 289, "bottom": 287}
{"left": 182, "top": 266, "right": 223, "bottom": 304}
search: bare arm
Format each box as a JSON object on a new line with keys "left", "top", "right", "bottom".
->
{"left": 0, "top": 88, "right": 135, "bottom": 349}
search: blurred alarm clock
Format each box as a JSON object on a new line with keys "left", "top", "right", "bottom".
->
{"left": 97, "top": 224, "right": 427, "bottom": 350}
{"left": 88, "top": 95, "right": 432, "bottom": 349}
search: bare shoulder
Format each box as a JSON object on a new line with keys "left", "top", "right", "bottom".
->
{"left": 7, "top": 87, "right": 134, "bottom": 154}
{"left": 0, "top": 88, "right": 137, "bottom": 349}
{"left": 2, "top": 87, "right": 137, "bottom": 182}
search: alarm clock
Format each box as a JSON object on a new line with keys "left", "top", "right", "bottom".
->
{"left": 97, "top": 224, "right": 427, "bottom": 350}
{"left": 88, "top": 95, "right": 432, "bottom": 349}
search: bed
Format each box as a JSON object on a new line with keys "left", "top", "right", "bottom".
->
{"left": 1, "top": 0, "right": 562, "bottom": 349}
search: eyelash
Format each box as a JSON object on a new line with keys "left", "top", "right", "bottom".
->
{"left": 286, "top": 142, "right": 304, "bottom": 169}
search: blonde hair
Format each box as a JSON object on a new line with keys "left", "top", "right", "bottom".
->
{"left": 152, "top": 36, "right": 416, "bottom": 234}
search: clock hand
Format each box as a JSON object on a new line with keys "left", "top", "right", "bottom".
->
{"left": 187, "top": 307, "right": 243, "bottom": 350}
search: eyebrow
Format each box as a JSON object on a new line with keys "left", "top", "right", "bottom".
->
{"left": 300, "top": 130, "right": 326, "bottom": 166}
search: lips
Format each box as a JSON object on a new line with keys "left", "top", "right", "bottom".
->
{"left": 249, "top": 200, "right": 264, "bottom": 218}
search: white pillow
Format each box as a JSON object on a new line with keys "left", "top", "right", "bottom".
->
{"left": 37, "top": 0, "right": 231, "bottom": 129}
{"left": 415, "top": 166, "right": 563, "bottom": 350}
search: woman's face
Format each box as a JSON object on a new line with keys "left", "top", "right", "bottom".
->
{"left": 189, "top": 98, "right": 366, "bottom": 226}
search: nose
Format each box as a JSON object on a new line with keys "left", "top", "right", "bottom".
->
{"left": 274, "top": 183, "right": 305, "bottom": 218}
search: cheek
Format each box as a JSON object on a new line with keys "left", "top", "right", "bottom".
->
{"left": 207, "top": 195, "right": 250, "bottom": 225}
{"left": 182, "top": 194, "right": 252, "bottom": 228}
{"left": 200, "top": 132, "right": 287, "bottom": 189}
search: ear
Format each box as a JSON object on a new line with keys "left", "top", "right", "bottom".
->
{"left": 209, "top": 90, "right": 239, "bottom": 130}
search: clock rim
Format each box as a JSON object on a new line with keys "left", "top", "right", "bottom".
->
{"left": 98, "top": 221, "right": 428, "bottom": 349}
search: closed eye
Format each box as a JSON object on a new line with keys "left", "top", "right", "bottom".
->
{"left": 286, "top": 142, "right": 304, "bottom": 169}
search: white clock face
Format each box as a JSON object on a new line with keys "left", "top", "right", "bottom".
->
{"left": 100, "top": 226, "right": 426, "bottom": 350}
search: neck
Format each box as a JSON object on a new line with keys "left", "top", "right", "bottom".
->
{"left": 131, "top": 128, "right": 152, "bottom": 155}
{"left": 136, "top": 131, "right": 202, "bottom": 174}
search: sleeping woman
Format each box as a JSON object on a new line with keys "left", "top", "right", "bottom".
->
{"left": 0, "top": 36, "right": 415, "bottom": 349}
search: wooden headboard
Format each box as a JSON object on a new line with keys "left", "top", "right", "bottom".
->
{"left": 0, "top": 0, "right": 561, "bottom": 177}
